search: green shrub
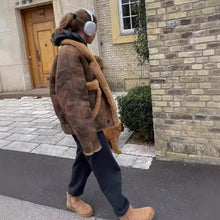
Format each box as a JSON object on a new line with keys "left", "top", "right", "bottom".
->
{"left": 116, "top": 85, "right": 154, "bottom": 143}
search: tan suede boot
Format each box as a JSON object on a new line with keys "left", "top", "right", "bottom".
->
{"left": 119, "top": 204, "right": 155, "bottom": 220}
{"left": 66, "top": 191, "right": 93, "bottom": 218}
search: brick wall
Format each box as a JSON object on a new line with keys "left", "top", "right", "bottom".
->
{"left": 147, "top": 0, "right": 220, "bottom": 164}
{"left": 95, "top": 0, "right": 150, "bottom": 91}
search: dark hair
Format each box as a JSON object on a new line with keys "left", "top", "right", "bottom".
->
{"left": 51, "top": 9, "right": 97, "bottom": 45}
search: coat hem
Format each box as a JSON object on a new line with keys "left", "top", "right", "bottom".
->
{"left": 83, "top": 145, "right": 102, "bottom": 156}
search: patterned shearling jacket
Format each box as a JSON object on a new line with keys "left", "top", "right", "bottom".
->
{"left": 49, "top": 39, "right": 118, "bottom": 155}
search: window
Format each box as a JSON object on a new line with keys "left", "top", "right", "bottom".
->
{"left": 118, "top": 0, "right": 140, "bottom": 35}
{"left": 109, "top": 0, "right": 140, "bottom": 44}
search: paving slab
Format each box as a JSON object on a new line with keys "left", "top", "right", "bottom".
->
{"left": 8, "top": 127, "right": 37, "bottom": 134}
{"left": 5, "top": 133, "right": 37, "bottom": 142}
{"left": 57, "top": 136, "right": 78, "bottom": 147}
{"left": 0, "top": 140, "right": 12, "bottom": 149}
{"left": 0, "top": 121, "right": 14, "bottom": 126}
{"left": 0, "top": 131, "right": 13, "bottom": 139}
{"left": 115, "top": 154, "right": 138, "bottom": 167}
{"left": 59, "top": 147, "right": 77, "bottom": 159}
{"left": 132, "top": 156, "right": 154, "bottom": 169}
{"left": 30, "top": 135, "right": 64, "bottom": 145}
{"left": 31, "top": 128, "right": 60, "bottom": 136}
{"left": 3, "top": 141, "right": 39, "bottom": 152}
{"left": 30, "top": 144, "right": 69, "bottom": 157}
{"left": 121, "top": 143, "right": 155, "bottom": 157}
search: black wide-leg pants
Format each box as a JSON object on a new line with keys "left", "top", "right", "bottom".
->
{"left": 68, "top": 130, "right": 130, "bottom": 217}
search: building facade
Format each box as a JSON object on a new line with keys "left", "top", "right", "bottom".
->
{"left": 1, "top": 0, "right": 220, "bottom": 164}
{"left": 0, "top": 0, "right": 149, "bottom": 92}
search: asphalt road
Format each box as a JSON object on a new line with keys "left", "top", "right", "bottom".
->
{"left": 0, "top": 149, "right": 220, "bottom": 220}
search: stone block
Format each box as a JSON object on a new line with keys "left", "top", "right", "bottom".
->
{"left": 30, "top": 135, "right": 64, "bottom": 145}
{"left": 151, "top": 89, "right": 166, "bottom": 95}
{"left": 207, "top": 42, "right": 220, "bottom": 48}
{"left": 5, "top": 133, "right": 37, "bottom": 142}
{"left": 132, "top": 156, "right": 154, "bottom": 170}
{"left": 170, "top": 113, "right": 193, "bottom": 120}
{"left": 180, "top": 18, "right": 191, "bottom": 25}
{"left": 208, "top": 14, "right": 220, "bottom": 21}
{"left": 179, "top": 51, "right": 202, "bottom": 57}
{"left": 147, "top": 9, "right": 157, "bottom": 16}
{"left": 153, "top": 107, "right": 163, "bottom": 112}
{"left": 150, "top": 53, "right": 165, "bottom": 59}
{"left": 121, "top": 144, "right": 155, "bottom": 157}
{"left": 181, "top": 31, "right": 192, "bottom": 38}
{"left": 164, "top": 12, "right": 187, "bottom": 20}
{"left": 167, "top": 89, "right": 186, "bottom": 95}
{"left": 57, "top": 136, "right": 77, "bottom": 147}
{"left": 8, "top": 127, "right": 37, "bottom": 134}
{"left": 116, "top": 154, "right": 138, "bottom": 167}
{"left": 3, "top": 141, "right": 39, "bottom": 152}
{"left": 207, "top": 102, "right": 220, "bottom": 108}
{"left": 0, "top": 140, "right": 12, "bottom": 149}
{"left": 202, "top": 7, "right": 215, "bottom": 15}
{"left": 194, "top": 36, "right": 216, "bottom": 43}
{"left": 147, "top": 2, "right": 161, "bottom": 9}
{"left": 196, "top": 43, "right": 207, "bottom": 50}
{"left": 209, "top": 56, "right": 220, "bottom": 62}
{"left": 161, "top": 1, "right": 174, "bottom": 7}
{"left": 191, "top": 89, "right": 204, "bottom": 95}
{"left": 59, "top": 147, "right": 77, "bottom": 159}
{"left": 124, "top": 78, "right": 150, "bottom": 91}
{"left": 166, "top": 151, "right": 188, "bottom": 159}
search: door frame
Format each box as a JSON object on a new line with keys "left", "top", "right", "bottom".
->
{"left": 21, "top": 3, "right": 55, "bottom": 88}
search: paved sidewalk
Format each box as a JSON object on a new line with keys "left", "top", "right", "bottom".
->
{"left": 0, "top": 93, "right": 155, "bottom": 170}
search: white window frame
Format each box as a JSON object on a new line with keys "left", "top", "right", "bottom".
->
{"left": 118, "top": 0, "right": 140, "bottom": 35}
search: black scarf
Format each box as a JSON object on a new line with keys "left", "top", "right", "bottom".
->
{"left": 53, "top": 30, "right": 87, "bottom": 46}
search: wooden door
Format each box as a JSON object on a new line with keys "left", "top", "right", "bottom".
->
{"left": 22, "top": 5, "right": 57, "bottom": 88}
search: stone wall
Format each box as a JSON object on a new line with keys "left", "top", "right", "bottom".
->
{"left": 146, "top": 0, "right": 220, "bottom": 164}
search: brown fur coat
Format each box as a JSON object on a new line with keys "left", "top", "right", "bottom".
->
{"left": 49, "top": 39, "right": 120, "bottom": 155}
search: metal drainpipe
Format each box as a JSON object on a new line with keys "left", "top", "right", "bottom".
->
{"left": 93, "top": 0, "right": 103, "bottom": 58}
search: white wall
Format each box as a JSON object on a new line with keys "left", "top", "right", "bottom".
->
{"left": 0, "top": 0, "right": 100, "bottom": 92}
{"left": 0, "top": 0, "right": 31, "bottom": 92}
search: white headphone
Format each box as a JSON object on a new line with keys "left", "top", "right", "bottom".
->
{"left": 80, "top": 8, "right": 96, "bottom": 37}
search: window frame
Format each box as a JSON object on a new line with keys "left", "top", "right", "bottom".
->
{"left": 110, "top": 0, "right": 137, "bottom": 44}
{"left": 118, "top": 0, "right": 139, "bottom": 35}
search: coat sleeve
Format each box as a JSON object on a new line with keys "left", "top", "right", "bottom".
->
{"left": 55, "top": 49, "right": 102, "bottom": 155}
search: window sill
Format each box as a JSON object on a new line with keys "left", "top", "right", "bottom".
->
{"left": 113, "top": 34, "right": 137, "bottom": 44}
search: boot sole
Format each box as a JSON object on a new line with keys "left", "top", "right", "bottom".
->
{"left": 119, "top": 206, "right": 155, "bottom": 220}
{"left": 148, "top": 208, "right": 155, "bottom": 220}
{"left": 66, "top": 204, "right": 94, "bottom": 218}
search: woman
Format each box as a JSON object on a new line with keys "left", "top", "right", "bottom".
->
{"left": 49, "top": 8, "right": 154, "bottom": 220}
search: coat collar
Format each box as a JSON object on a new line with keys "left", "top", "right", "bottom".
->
{"left": 53, "top": 30, "right": 87, "bottom": 46}
{"left": 60, "top": 39, "right": 95, "bottom": 62}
